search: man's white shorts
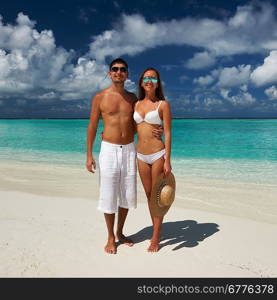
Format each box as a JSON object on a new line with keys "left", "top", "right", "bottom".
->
{"left": 98, "top": 141, "right": 137, "bottom": 214}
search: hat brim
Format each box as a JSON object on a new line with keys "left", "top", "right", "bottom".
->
{"left": 150, "top": 172, "right": 176, "bottom": 217}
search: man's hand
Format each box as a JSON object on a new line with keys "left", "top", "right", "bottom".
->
{"left": 86, "top": 156, "right": 96, "bottom": 173}
{"left": 152, "top": 125, "right": 164, "bottom": 140}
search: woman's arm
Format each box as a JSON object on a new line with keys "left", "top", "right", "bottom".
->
{"left": 162, "top": 100, "right": 172, "bottom": 176}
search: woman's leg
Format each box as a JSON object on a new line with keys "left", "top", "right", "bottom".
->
{"left": 137, "top": 159, "right": 153, "bottom": 223}
{"left": 149, "top": 156, "right": 165, "bottom": 252}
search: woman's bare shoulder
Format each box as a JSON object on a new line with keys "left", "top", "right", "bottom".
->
{"left": 160, "top": 99, "right": 170, "bottom": 107}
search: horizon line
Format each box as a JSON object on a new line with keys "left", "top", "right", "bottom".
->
{"left": 1, "top": 117, "right": 277, "bottom": 120}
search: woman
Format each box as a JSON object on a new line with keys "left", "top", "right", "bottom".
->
{"left": 134, "top": 67, "right": 172, "bottom": 252}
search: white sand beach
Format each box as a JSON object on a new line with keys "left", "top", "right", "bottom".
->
{"left": 0, "top": 161, "right": 277, "bottom": 277}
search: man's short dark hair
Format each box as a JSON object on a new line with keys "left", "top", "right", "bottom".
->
{"left": 109, "top": 58, "right": 128, "bottom": 70}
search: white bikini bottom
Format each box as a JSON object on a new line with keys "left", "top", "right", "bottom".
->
{"left": 137, "top": 149, "right": 166, "bottom": 165}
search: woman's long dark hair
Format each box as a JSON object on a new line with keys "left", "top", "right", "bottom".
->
{"left": 138, "top": 67, "right": 165, "bottom": 100}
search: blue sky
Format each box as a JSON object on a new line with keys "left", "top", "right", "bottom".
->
{"left": 1, "top": 0, "right": 277, "bottom": 118}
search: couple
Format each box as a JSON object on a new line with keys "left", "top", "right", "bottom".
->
{"left": 86, "top": 58, "right": 174, "bottom": 254}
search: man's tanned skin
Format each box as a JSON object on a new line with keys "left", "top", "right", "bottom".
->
{"left": 86, "top": 62, "right": 136, "bottom": 254}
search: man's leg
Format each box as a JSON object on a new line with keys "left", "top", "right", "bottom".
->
{"left": 104, "top": 213, "right": 117, "bottom": 254}
{"left": 116, "top": 207, "right": 134, "bottom": 246}
{"left": 116, "top": 142, "right": 136, "bottom": 246}
{"left": 98, "top": 141, "right": 120, "bottom": 254}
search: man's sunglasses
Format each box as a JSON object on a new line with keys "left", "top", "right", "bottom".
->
{"left": 110, "top": 66, "right": 128, "bottom": 73}
{"left": 143, "top": 76, "right": 158, "bottom": 84}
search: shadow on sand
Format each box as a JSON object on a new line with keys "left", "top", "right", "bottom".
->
{"left": 128, "top": 220, "right": 220, "bottom": 251}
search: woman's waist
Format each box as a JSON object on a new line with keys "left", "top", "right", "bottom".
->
{"left": 136, "top": 139, "right": 165, "bottom": 155}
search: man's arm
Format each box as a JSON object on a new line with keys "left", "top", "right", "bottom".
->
{"left": 86, "top": 94, "right": 101, "bottom": 173}
{"left": 131, "top": 93, "right": 138, "bottom": 136}
{"left": 152, "top": 125, "right": 163, "bottom": 140}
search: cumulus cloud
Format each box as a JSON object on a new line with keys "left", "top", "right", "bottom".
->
{"left": 220, "top": 88, "right": 256, "bottom": 106}
{"left": 89, "top": 13, "right": 225, "bottom": 61}
{"left": 203, "top": 97, "right": 225, "bottom": 109}
{"left": 0, "top": 13, "right": 112, "bottom": 102}
{"left": 194, "top": 64, "right": 251, "bottom": 88}
{"left": 89, "top": 2, "right": 277, "bottom": 61}
{"left": 186, "top": 51, "right": 216, "bottom": 69}
{"left": 217, "top": 64, "right": 251, "bottom": 87}
{"left": 220, "top": 88, "right": 230, "bottom": 100}
{"left": 193, "top": 74, "right": 214, "bottom": 86}
{"left": 193, "top": 65, "right": 251, "bottom": 91}
{"left": 172, "top": 86, "right": 257, "bottom": 115}
{"left": 265, "top": 85, "right": 277, "bottom": 100}
{"left": 1, "top": 4, "right": 277, "bottom": 117}
{"left": 240, "top": 84, "right": 248, "bottom": 92}
{"left": 186, "top": 87, "right": 252, "bottom": 112}
{"left": 251, "top": 50, "right": 277, "bottom": 87}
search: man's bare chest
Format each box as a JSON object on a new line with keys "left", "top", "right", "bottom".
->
{"left": 101, "top": 98, "right": 134, "bottom": 115}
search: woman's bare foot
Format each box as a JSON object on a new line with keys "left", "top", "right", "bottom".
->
{"left": 116, "top": 233, "right": 134, "bottom": 246}
{"left": 147, "top": 239, "right": 160, "bottom": 252}
{"left": 104, "top": 236, "right": 117, "bottom": 254}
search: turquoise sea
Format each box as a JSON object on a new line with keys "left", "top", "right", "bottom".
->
{"left": 0, "top": 119, "right": 277, "bottom": 184}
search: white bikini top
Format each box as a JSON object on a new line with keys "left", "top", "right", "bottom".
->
{"left": 133, "top": 101, "right": 162, "bottom": 125}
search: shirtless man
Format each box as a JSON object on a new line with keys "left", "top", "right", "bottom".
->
{"left": 86, "top": 58, "right": 161, "bottom": 254}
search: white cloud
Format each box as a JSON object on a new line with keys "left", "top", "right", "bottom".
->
{"left": 193, "top": 66, "right": 257, "bottom": 109}
{"left": 53, "top": 57, "right": 110, "bottom": 100}
{"left": 186, "top": 51, "right": 216, "bottom": 69}
{"left": 37, "top": 92, "right": 57, "bottom": 100}
{"left": 265, "top": 85, "right": 277, "bottom": 100}
{"left": 174, "top": 87, "right": 256, "bottom": 114}
{"left": 1, "top": 3, "right": 277, "bottom": 116}
{"left": 89, "top": 13, "right": 225, "bottom": 61}
{"left": 194, "top": 64, "right": 251, "bottom": 88}
{"left": 0, "top": 13, "right": 115, "bottom": 102}
{"left": 89, "top": 2, "right": 277, "bottom": 61}
{"left": 217, "top": 65, "right": 251, "bottom": 87}
{"left": 220, "top": 88, "right": 230, "bottom": 100}
{"left": 251, "top": 50, "right": 277, "bottom": 87}
{"left": 194, "top": 74, "right": 214, "bottom": 86}
{"left": 221, "top": 90, "right": 256, "bottom": 106}
{"left": 240, "top": 84, "right": 248, "bottom": 92}
{"left": 202, "top": 98, "right": 229, "bottom": 112}
{"left": 203, "top": 97, "right": 224, "bottom": 108}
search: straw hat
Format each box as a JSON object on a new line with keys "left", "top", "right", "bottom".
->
{"left": 150, "top": 173, "right": 176, "bottom": 217}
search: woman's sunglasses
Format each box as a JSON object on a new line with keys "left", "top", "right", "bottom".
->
{"left": 143, "top": 76, "right": 158, "bottom": 84}
{"left": 110, "top": 66, "right": 128, "bottom": 73}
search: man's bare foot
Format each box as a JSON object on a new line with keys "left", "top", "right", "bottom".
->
{"left": 147, "top": 239, "right": 160, "bottom": 252}
{"left": 104, "top": 237, "right": 117, "bottom": 254}
{"left": 116, "top": 233, "right": 134, "bottom": 246}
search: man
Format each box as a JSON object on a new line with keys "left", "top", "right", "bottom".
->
{"left": 86, "top": 58, "right": 162, "bottom": 254}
